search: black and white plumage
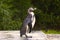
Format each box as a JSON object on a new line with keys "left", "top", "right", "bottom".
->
{"left": 20, "top": 7, "right": 36, "bottom": 37}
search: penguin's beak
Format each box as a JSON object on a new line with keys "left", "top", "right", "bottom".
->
{"left": 34, "top": 8, "right": 37, "bottom": 10}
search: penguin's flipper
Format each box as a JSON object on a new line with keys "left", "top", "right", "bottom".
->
{"left": 28, "top": 23, "right": 32, "bottom": 33}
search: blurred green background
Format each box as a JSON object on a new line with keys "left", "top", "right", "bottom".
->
{"left": 0, "top": 0, "right": 60, "bottom": 32}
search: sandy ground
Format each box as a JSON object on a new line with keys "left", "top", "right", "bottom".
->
{"left": 47, "top": 34, "right": 60, "bottom": 40}
{"left": 0, "top": 31, "right": 60, "bottom": 40}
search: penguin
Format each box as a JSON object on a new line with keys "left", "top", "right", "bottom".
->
{"left": 20, "top": 7, "right": 36, "bottom": 37}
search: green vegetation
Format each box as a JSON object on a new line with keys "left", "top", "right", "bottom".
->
{"left": 0, "top": 0, "right": 31, "bottom": 30}
{"left": 42, "top": 30, "right": 60, "bottom": 34}
{"left": 0, "top": 0, "right": 60, "bottom": 32}
{"left": 32, "top": 0, "right": 60, "bottom": 31}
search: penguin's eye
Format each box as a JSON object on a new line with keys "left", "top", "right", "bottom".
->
{"left": 30, "top": 10, "right": 33, "bottom": 12}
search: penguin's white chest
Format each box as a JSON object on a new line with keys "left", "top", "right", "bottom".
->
{"left": 30, "top": 12, "right": 36, "bottom": 28}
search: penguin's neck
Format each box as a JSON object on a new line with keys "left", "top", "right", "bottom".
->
{"left": 28, "top": 12, "right": 34, "bottom": 16}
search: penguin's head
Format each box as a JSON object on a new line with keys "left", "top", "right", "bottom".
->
{"left": 28, "top": 7, "right": 36, "bottom": 12}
